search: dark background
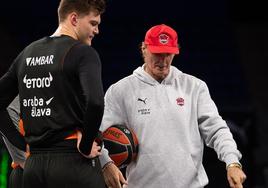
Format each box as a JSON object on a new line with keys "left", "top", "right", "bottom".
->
{"left": 1, "top": 0, "right": 268, "bottom": 187}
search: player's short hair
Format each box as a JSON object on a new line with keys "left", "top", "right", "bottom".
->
{"left": 58, "top": 0, "right": 106, "bottom": 23}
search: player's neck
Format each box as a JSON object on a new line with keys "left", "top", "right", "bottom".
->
{"left": 51, "top": 24, "right": 77, "bottom": 40}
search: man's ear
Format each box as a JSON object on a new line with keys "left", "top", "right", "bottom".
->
{"left": 69, "top": 12, "right": 78, "bottom": 26}
{"left": 141, "top": 42, "right": 146, "bottom": 52}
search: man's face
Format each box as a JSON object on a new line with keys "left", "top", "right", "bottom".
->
{"left": 143, "top": 44, "right": 175, "bottom": 82}
{"left": 75, "top": 11, "right": 101, "bottom": 45}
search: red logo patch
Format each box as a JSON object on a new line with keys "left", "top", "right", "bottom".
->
{"left": 159, "top": 34, "right": 169, "bottom": 44}
{"left": 176, "top": 97, "right": 184, "bottom": 106}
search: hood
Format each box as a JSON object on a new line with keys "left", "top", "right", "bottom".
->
{"left": 133, "top": 64, "right": 182, "bottom": 85}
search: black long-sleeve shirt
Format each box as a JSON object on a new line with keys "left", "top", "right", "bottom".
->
{"left": 0, "top": 108, "right": 26, "bottom": 151}
{"left": 0, "top": 35, "right": 104, "bottom": 155}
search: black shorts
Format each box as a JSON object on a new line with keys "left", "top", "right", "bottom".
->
{"left": 23, "top": 151, "right": 106, "bottom": 188}
{"left": 9, "top": 166, "right": 23, "bottom": 188}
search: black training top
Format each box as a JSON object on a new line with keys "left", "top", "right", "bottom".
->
{"left": 0, "top": 35, "right": 104, "bottom": 155}
{"left": 0, "top": 109, "right": 26, "bottom": 151}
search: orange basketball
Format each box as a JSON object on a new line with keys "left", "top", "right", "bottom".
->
{"left": 102, "top": 125, "right": 139, "bottom": 169}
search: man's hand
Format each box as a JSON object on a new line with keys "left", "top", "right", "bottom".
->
{"left": 103, "top": 162, "right": 128, "bottom": 188}
{"left": 227, "top": 165, "right": 247, "bottom": 188}
{"left": 77, "top": 131, "right": 102, "bottom": 158}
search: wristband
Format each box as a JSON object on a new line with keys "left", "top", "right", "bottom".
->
{"left": 226, "top": 162, "right": 242, "bottom": 170}
{"left": 102, "top": 161, "right": 114, "bottom": 171}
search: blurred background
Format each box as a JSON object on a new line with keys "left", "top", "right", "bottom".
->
{"left": 0, "top": 0, "right": 267, "bottom": 187}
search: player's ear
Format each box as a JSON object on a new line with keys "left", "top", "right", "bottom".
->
{"left": 69, "top": 12, "right": 79, "bottom": 26}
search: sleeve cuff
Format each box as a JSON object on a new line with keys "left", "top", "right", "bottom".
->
{"left": 99, "top": 146, "right": 113, "bottom": 168}
{"left": 224, "top": 153, "right": 241, "bottom": 166}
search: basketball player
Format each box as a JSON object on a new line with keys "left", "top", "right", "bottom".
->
{"left": 1, "top": 96, "right": 26, "bottom": 188}
{"left": 100, "top": 24, "right": 246, "bottom": 188}
{"left": 0, "top": 0, "right": 106, "bottom": 187}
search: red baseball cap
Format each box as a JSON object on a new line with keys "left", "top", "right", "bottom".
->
{"left": 144, "top": 24, "right": 179, "bottom": 54}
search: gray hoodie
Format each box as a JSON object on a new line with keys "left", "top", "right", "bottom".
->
{"left": 100, "top": 65, "right": 241, "bottom": 188}
{"left": 2, "top": 96, "right": 26, "bottom": 166}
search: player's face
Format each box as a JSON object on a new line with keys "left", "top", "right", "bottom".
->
{"left": 143, "top": 45, "right": 175, "bottom": 82}
{"left": 75, "top": 11, "right": 101, "bottom": 46}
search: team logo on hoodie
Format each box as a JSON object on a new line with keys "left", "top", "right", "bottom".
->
{"left": 176, "top": 97, "right": 184, "bottom": 106}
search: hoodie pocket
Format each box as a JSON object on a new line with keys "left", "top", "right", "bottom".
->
{"left": 126, "top": 150, "right": 201, "bottom": 188}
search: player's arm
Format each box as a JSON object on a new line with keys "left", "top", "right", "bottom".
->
{"left": 3, "top": 96, "right": 27, "bottom": 168}
{"left": 0, "top": 62, "right": 19, "bottom": 110}
{"left": 76, "top": 45, "right": 104, "bottom": 156}
{"left": 2, "top": 137, "right": 26, "bottom": 168}
{"left": 0, "top": 108, "right": 26, "bottom": 151}
{"left": 0, "top": 60, "right": 26, "bottom": 151}
{"left": 0, "top": 51, "right": 23, "bottom": 110}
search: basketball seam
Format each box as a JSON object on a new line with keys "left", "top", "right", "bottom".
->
{"left": 103, "top": 139, "right": 132, "bottom": 146}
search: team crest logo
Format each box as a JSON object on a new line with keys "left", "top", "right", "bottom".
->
{"left": 159, "top": 34, "right": 169, "bottom": 44}
{"left": 176, "top": 97, "right": 184, "bottom": 106}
